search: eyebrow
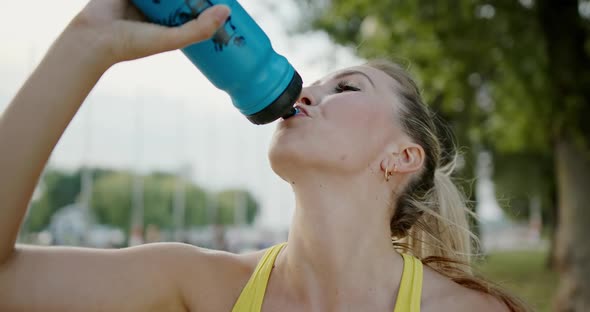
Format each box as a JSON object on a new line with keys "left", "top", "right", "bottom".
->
{"left": 310, "top": 70, "right": 376, "bottom": 88}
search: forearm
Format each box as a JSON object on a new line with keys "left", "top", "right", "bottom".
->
{"left": 0, "top": 26, "right": 110, "bottom": 264}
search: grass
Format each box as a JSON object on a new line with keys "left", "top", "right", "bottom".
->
{"left": 476, "top": 249, "right": 558, "bottom": 312}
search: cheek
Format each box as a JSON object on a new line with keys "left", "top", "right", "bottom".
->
{"left": 322, "top": 97, "right": 392, "bottom": 164}
{"left": 323, "top": 96, "right": 378, "bottom": 130}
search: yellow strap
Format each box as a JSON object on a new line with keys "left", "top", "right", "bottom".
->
{"left": 393, "top": 253, "right": 423, "bottom": 312}
{"left": 232, "top": 246, "right": 421, "bottom": 312}
{"left": 232, "top": 243, "right": 287, "bottom": 312}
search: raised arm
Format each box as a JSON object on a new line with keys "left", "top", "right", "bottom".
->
{"left": 0, "top": 1, "right": 230, "bottom": 311}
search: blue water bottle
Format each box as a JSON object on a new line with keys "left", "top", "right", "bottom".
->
{"left": 131, "top": 0, "right": 302, "bottom": 125}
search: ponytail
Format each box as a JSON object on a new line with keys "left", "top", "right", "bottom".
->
{"left": 393, "top": 153, "right": 531, "bottom": 312}
{"left": 394, "top": 156, "right": 475, "bottom": 271}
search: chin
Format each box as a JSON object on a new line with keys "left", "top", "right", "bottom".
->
{"left": 269, "top": 139, "right": 300, "bottom": 178}
{"left": 268, "top": 132, "right": 313, "bottom": 180}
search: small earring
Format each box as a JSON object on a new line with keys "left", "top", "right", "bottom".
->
{"left": 385, "top": 169, "right": 391, "bottom": 182}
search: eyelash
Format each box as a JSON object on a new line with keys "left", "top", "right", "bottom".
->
{"left": 334, "top": 81, "right": 361, "bottom": 93}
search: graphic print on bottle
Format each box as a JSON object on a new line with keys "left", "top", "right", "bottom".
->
{"left": 151, "top": 0, "right": 245, "bottom": 51}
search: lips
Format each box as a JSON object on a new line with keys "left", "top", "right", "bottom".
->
{"left": 294, "top": 104, "right": 310, "bottom": 117}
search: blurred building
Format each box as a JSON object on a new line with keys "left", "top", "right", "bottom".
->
{"left": 184, "top": 225, "right": 288, "bottom": 253}
{"left": 47, "top": 203, "right": 125, "bottom": 248}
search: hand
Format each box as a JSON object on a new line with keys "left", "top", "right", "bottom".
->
{"left": 67, "top": 0, "right": 230, "bottom": 68}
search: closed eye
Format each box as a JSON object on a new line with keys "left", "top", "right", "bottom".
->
{"left": 334, "top": 81, "right": 361, "bottom": 93}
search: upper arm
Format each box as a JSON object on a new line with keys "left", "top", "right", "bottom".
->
{"left": 0, "top": 242, "right": 220, "bottom": 312}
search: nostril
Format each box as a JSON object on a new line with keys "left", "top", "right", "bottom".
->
{"left": 300, "top": 97, "right": 312, "bottom": 105}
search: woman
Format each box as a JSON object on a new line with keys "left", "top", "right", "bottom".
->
{"left": 0, "top": 1, "right": 528, "bottom": 311}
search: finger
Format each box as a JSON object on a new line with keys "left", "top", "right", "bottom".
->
{"left": 164, "top": 5, "right": 231, "bottom": 48}
{"left": 142, "top": 5, "right": 231, "bottom": 55}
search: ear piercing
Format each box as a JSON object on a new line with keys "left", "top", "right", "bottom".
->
{"left": 385, "top": 164, "right": 397, "bottom": 182}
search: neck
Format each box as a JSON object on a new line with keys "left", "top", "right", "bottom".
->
{"left": 274, "top": 171, "right": 404, "bottom": 310}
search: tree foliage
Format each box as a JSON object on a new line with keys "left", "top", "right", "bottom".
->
{"left": 216, "top": 189, "right": 259, "bottom": 225}
{"left": 26, "top": 169, "right": 81, "bottom": 232}
{"left": 26, "top": 168, "right": 260, "bottom": 233}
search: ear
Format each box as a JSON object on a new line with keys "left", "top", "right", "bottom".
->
{"left": 395, "top": 144, "right": 425, "bottom": 174}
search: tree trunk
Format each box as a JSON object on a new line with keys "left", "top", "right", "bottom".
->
{"left": 554, "top": 140, "right": 590, "bottom": 311}
{"left": 546, "top": 184, "right": 558, "bottom": 270}
{"left": 537, "top": 1, "right": 590, "bottom": 309}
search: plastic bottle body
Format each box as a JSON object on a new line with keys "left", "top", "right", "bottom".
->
{"left": 131, "top": 0, "right": 301, "bottom": 124}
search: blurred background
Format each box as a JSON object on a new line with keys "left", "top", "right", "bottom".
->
{"left": 2, "top": 0, "right": 590, "bottom": 311}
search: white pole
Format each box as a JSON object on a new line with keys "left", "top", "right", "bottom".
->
{"left": 80, "top": 97, "right": 93, "bottom": 246}
{"left": 173, "top": 101, "right": 187, "bottom": 242}
{"left": 129, "top": 96, "right": 144, "bottom": 246}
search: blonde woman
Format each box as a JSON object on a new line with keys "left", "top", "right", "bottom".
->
{"left": 0, "top": 1, "right": 528, "bottom": 311}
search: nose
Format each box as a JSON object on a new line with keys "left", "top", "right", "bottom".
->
{"left": 297, "top": 87, "right": 316, "bottom": 106}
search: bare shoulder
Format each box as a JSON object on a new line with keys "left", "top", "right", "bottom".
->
{"left": 164, "top": 243, "right": 267, "bottom": 312}
{"left": 421, "top": 265, "right": 509, "bottom": 312}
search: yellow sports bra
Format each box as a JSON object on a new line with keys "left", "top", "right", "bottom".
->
{"left": 231, "top": 242, "right": 423, "bottom": 312}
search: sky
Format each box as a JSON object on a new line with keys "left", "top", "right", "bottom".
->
{"left": 0, "top": 0, "right": 363, "bottom": 229}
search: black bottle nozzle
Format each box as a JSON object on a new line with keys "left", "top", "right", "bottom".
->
{"left": 281, "top": 106, "right": 298, "bottom": 119}
{"left": 245, "top": 71, "right": 303, "bottom": 125}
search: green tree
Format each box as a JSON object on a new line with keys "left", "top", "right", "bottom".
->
{"left": 493, "top": 152, "right": 555, "bottom": 224}
{"left": 303, "top": 0, "right": 590, "bottom": 309}
{"left": 91, "top": 170, "right": 259, "bottom": 233}
{"left": 92, "top": 171, "right": 133, "bottom": 231}
{"left": 26, "top": 167, "right": 260, "bottom": 242}
{"left": 215, "top": 189, "right": 259, "bottom": 225}
{"left": 26, "top": 169, "right": 82, "bottom": 232}
{"left": 184, "top": 186, "right": 209, "bottom": 226}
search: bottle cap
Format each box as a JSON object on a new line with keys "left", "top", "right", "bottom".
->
{"left": 246, "top": 71, "right": 303, "bottom": 125}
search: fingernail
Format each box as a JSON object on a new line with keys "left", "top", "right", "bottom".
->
{"left": 213, "top": 5, "right": 230, "bottom": 24}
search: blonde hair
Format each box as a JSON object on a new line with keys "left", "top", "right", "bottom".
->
{"left": 367, "top": 59, "right": 530, "bottom": 311}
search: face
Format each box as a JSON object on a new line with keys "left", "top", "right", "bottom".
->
{"left": 269, "top": 65, "right": 410, "bottom": 179}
